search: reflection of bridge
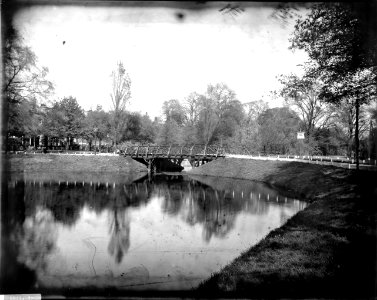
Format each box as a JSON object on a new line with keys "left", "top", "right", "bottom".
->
{"left": 122, "top": 145, "right": 225, "bottom": 173}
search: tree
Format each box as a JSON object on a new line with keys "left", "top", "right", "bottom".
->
{"left": 198, "top": 83, "right": 242, "bottom": 145}
{"left": 82, "top": 105, "right": 110, "bottom": 151}
{"left": 181, "top": 92, "right": 203, "bottom": 145}
{"left": 290, "top": 2, "right": 377, "bottom": 168}
{"left": 278, "top": 72, "right": 334, "bottom": 145}
{"left": 3, "top": 31, "right": 54, "bottom": 150}
{"left": 42, "top": 101, "right": 66, "bottom": 147}
{"left": 244, "top": 100, "right": 269, "bottom": 123}
{"left": 156, "top": 118, "right": 183, "bottom": 145}
{"left": 314, "top": 127, "right": 346, "bottom": 156}
{"left": 162, "top": 99, "right": 186, "bottom": 126}
{"left": 123, "top": 112, "right": 142, "bottom": 142}
{"left": 156, "top": 100, "right": 186, "bottom": 145}
{"left": 215, "top": 98, "right": 244, "bottom": 144}
{"left": 258, "top": 107, "right": 301, "bottom": 154}
{"left": 332, "top": 98, "right": 369, "bottom": 158}
{"left": 197, "top": 96, "right": 219, "bottom": 145}
{"left": 184, "top": 92, "right": 201, "bottom": 127}
{"left": 110, "top": 62, "right": 131, "bottom": 148}
{"left": 227, "top": 100, "right": 268, "bottom": 154}
{"left": 8, "top": 98, "right": 40, "bottom": 138}
{"left": 4, "top": 34, "right": 54, "bottom": 105}
{"left": 368, "top": 102, "right": 377, "bottom": 159}
{"left": 138, "top": 113, "right": 156, "bottom": 143}
{"left": 46, "top": 97, "right": 84, "bottom": 150}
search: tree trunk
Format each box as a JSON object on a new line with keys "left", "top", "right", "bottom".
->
{"left": 355, "top": 99, "right": 360, "bottom": 170}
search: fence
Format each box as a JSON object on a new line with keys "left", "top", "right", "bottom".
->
{"left": 226, "top": 153, "right": 377, "bottom": 171}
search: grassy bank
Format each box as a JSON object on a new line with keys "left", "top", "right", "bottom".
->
{"left": 189, "top": 158, "right": 377, "bottom": 298}
{"left": 4, "top": 154, "right": 148, "bottom": 183}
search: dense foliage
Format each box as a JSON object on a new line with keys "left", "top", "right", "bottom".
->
{"left": 3, "top": 4, "right": 377, "bottom": 159}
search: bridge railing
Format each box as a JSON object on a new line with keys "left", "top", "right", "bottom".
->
{"left": 122, "top": 144, "right": 225, "bottom": 157}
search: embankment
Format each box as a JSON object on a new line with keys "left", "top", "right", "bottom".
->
{"left": 189, "top": 158, "right": 377, "bottom": 298}
{"left": 4, "top": 154, "right": 148, "bottom": 183}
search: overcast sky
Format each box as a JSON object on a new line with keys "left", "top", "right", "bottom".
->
{"left": 14, "top": 3, "right": 308, "bottom": 118}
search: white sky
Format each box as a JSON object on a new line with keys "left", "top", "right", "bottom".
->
{"left": 14, "top": 3, "right": 308, "bottom": 118}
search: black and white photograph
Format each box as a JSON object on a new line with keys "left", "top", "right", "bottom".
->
{"left": 1, "top": 1, "right": 376, "bottom": 299}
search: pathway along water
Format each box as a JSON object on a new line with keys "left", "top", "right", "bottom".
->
{"left": 3, "top": 174, "right": 306, "bottom": 295}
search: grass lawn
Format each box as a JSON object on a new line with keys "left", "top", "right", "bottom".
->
{"left": 4, "top": 154, "right": 148, "bottom": 183}
{"left": 189, "top": 158, "right": 377, "bottom": 298}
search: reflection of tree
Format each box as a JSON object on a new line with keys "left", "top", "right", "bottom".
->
{"left": 16, "top": 206, "right": 57, "bottom": 272}
{"left": 201, "top": 190, "right": 236, "bottom": 243}
{"left": 155, "top": 175, "right": 280, "bottom": 243}
{"left": 157, "top": 179, "right": 244, "bottom": 242}
{"left": 107, "top": 209, "right": 131, "bottom": 264}
{"left": 22, "top": 179, "right": 152, "bottom": 227}
{"left": 14, "top": 174, "right": 284, "bottom": 250}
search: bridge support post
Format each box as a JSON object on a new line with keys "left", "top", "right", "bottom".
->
{"left": 147, "top": 158, "right": 157, "bottom": 175}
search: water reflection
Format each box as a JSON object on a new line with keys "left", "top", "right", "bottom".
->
{"left": 3, "top": 174, "right": 307, "bottom": 293}
{"left": 108, "top": 209, "right": 131, "bottom": 264}
{"left": 17, "top": 207, "right": 58, "bottom": 273}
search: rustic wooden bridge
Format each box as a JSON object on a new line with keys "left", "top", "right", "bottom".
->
{"left": 121, "top": 144, "right": 225, "bottom": 173}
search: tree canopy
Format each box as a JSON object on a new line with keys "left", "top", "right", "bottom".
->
{"left": 288, "top": 2, "right": 377, "bottom": 165}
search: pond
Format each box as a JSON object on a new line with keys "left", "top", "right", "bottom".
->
{"left": 2, "top": 173, "right": 307, "bottom": 294}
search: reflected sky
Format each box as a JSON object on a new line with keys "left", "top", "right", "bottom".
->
{"left": 3, "top": 174, "right": 306, "bottom": 292}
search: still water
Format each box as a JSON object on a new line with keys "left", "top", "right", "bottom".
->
{"left": 3, "top": 174, "right": 306, "bottom": 293}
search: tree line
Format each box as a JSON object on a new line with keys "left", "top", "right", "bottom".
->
{"left": 3, "top": 3, "right": 377, "bottom": 160}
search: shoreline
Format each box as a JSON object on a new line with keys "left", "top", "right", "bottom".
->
{"left": 187, "top": 157, "right": 376, "bottom": 298}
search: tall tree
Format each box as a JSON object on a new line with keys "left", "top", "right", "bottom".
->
{"left": 4, "top": 34, "right": 54, "bottom": 105}
{"left": 184, "top": 92, "right": 201, "bottom": 126}
{"left": 110, "top": 62, "right": 131, "bottom": 148}
{"left": 3, "top": 31, "right": 54, "bottom": 150}
{"left": 58, "top": 97, "right": 85, "bottom": 150}
{"left": 197, "top": 96, "right": 219, "bottom": 145}
{"left": 278, "top": 72, "right": 334, "bottom": 141}
{"left": 182, "top": 92, "right": 203, "bottom": 144}
{"left": 290, "top": 2, "right": 377, "bottom": 168}
{"left": 200, "top": 83, "right": 241, "bottom": 145}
